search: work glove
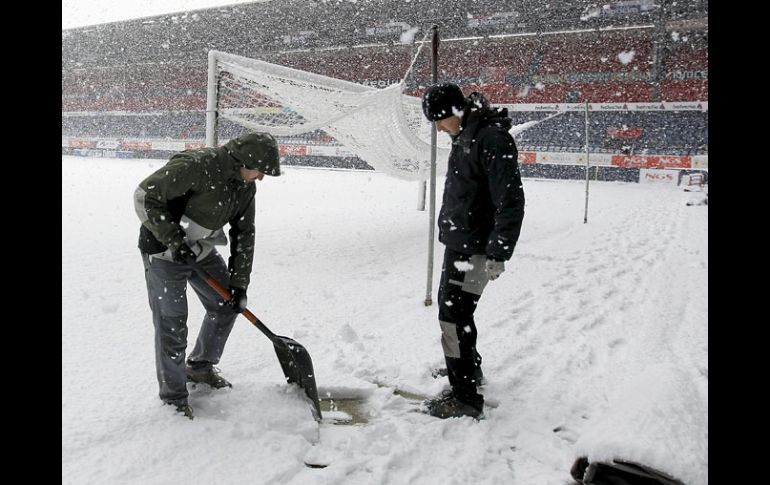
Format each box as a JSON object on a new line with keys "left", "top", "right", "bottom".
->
{"left": 228, "top": 287, "right": 248, "bottom": 313}
{"left": 171, "top": 242, "right": 196, "bottom": 263}
{"left": 485, "top": 258, "right": 505, "bottom": 281}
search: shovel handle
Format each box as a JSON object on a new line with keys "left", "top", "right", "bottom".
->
{"left": 186, "top": 258, "right": 277, "bottom": 340}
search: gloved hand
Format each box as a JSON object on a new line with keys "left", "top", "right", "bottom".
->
{"left": 228, "top": 287, "right": 248, "bottom": 313}
{"left": 171, "top": 242, "right": 196, "bottom": 263}
{"left": 484, "top": 258, "right": 505, "bottom": 281}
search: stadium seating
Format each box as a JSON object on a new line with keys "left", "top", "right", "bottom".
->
{"left": 62, "top": 0, "right": 708, "bottom": 161}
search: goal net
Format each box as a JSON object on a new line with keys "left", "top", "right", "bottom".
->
{"left": 206, "top": 48, "right": 450, "bottom": 181}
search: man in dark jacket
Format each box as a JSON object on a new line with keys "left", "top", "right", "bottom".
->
{"left": 133, "top": 132, "right": 281, "bottom": 419}
{"left": 421, "top": 83, "right": 525, "bottom": 419}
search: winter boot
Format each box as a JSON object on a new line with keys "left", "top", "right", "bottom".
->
{"left": 186, "top": 366, "right": 232, "bottom": 389}
{"left": 424, "top": 390, "right": 484, "bottom": 420}
{"left": 165, "top": 402, "right": 194, "bottom": 420}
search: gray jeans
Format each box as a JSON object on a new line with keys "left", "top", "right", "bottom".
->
{"left": 141, "top": 251, "right": 238, "bottom": 405}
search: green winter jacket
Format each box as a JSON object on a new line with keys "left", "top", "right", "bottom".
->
{"left": 134, "top": 146, "right": 257, "bottom": 290}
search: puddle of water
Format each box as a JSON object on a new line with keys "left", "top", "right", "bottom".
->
{"left": 320, "top": 398, "right": 370, "bottom": 425}
{"left": 319, "top": 388, "right": 431, "bottom": 426}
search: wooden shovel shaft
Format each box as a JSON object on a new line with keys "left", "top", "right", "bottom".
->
{"left": 202, "top": 275, "right": 277, "bottom": 340}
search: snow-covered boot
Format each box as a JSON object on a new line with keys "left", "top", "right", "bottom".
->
{"left": 424, "top": 390, "right": 484, "bottom": 419}
{"left": 186, "top": 366, "right": 232, "bottom": 389}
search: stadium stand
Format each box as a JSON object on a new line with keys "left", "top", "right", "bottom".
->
{"left": 62, "top": 0, "right": 707, "bottom": 170}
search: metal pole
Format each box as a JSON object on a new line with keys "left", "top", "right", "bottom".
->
{"left": 425, "top": 25, "right": 439, "bottom": 306}
{"left": 205, "top": 50, "right": 219, "bottom": 147}
{"left": 583, "top": 101, "right": 590, "bottom": 224}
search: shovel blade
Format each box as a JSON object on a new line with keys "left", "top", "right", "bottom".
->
{"left": 273, "top": 336, "right": 322, "bottom": 422}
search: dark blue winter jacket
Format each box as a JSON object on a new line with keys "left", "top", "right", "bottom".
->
{"left": 438, "top": 100, "right": 525, "bottom": 261}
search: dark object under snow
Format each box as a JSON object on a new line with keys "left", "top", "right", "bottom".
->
{"left": 571, "top": 457, "right": 686, "bottom": 485}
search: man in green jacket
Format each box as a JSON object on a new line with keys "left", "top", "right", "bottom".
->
{"left": 134, "top": 132, "right": 281, "bottom": 419}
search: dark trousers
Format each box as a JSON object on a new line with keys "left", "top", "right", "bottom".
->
{"left": 141, "top": 251, "right": 238, "bottom": 405}
{"left": 437, "top": 247, "right": 489, "bottom": 402}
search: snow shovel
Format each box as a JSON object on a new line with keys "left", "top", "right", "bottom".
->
{"left": 186, "top": 258, "right": 322, "bottom": 422}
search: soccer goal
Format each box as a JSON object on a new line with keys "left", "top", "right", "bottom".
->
{"left": 204, "top": 48, "right": 449, "bottom": 181}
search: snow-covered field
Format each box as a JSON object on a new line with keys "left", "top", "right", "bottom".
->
{"left": 62, "top": 156, "right": 707, "bottom": 484}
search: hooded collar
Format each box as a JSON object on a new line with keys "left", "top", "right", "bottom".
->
{"left": 454, "top": 101, "right": 513, "bottom": 150}
{"left": 215, "top": 146, "right": 251, "bottom": 187}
